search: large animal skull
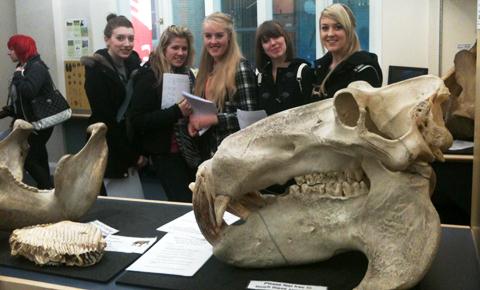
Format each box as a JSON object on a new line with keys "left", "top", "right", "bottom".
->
{"left": 0, "top": 120, "right": 108, "bottom": 231}
{"left": 192, "top": 75, "right": 453, "bottom": 290}
{"left": 442, "top": 43, "right": 476, "bottom": 139}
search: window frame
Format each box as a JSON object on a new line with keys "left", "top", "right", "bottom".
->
{"left": 152, "top": 0, "right": 380, "bottom": 62}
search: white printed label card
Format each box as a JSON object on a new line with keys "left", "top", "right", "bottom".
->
{"left": 247, "top": 280, "right": 327, "bottom": 290}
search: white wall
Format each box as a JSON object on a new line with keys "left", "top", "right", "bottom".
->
{"left": 380, "top": 0, "right": 440, "bottom": 83}
{"left": 90, "top": 0, "right": 119, "bottom": 51}
{"left": 0, "top": 0, "right": 17, "bottom": 131}
{"left": 441, "top": 0, "right": 476, "bottom": 75}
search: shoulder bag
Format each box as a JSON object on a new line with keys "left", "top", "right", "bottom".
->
{"left": 20, "top": 74, "right": 72, "bottom": 130}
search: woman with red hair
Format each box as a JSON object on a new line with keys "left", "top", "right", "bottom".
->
{"left": 0, "top": 34, "right": 54, "bottom": 189}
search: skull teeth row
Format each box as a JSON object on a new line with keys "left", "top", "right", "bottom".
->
{"left": 290, "top": 169, "right": 369, "bottom": 198}
{"left": 294, "top": 168, "right": 365, "bottom": 186}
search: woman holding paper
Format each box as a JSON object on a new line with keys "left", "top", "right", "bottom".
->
{"left": 188, "top": 12, "right": 258, "bottom": 160}
{"left": 128, "top": 25, "right": 195, "bottom": 202}
{"left": 255, "top": 20, "right": 316, "bottom": 116}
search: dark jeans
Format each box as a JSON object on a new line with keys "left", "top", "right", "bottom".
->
{"left": 25, "top": 127, "right": 53, "bottom": 189}
{"left": 152, "top": 153, "right": 195, "bottom": 202}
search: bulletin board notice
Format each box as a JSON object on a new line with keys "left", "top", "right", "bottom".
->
{"left": 65, "top": 18, "right": 91, "bottom": 59}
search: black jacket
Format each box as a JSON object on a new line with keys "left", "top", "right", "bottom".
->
{"left": 81, "top": 49, "right": 141, "bottom": 178}
{"left": 314, "top": 51, "right": 382, "bottom": 100}
{"left": 9, "top": 55, "right": 54, "bottom": 122}
{"left": 128, "top": 63, "right": 195, "bottom": 156}
{"left": 257, "top": 58, "right": 316, "bottom": 116}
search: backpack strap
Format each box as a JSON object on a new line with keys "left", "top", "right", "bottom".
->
{"left": 296, "top": 63, "right": 307, "bottom": 93}
{"left": 353, "top": 64, "right": 380, "bottom": 82}
{"left": 256, "top": 68, "right": 263, "bottom": 86}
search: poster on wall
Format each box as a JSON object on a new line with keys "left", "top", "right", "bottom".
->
{"left": 65, "top": 18, "right": 90, "bottom": 59}
{"left": 130, "top": 0, "right": 153, "bottom": 63}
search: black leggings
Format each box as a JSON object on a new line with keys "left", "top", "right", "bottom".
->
{"left": 25, "top": 127, "right": 53, "bottom": 189}
{"left": 152, "top": 153, "right": 195, "bottom": 202}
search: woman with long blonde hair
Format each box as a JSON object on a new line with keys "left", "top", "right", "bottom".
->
{"left": 313, "top": 3, "right": 382, "bottom": 99}
{"left": 188, "top": 12, "right": 258, "bottom": 160}
{"left": 128, "top": 25, "right": 196, "bottom": 202}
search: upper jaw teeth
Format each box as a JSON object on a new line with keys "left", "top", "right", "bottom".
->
{"left": 290, "top": 168, "right": 369, "bottom": 198}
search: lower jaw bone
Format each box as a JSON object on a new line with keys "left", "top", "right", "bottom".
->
{"left": 197, "top": 159, "right": 440, "bottom": 290}
{"left": 0, "top": 120, "right": 108, "bottom": 231}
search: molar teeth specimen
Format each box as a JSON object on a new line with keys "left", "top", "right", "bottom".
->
{"left": 294, "top": 176, "right": 305, "bottom": 184}
{"left": 342, "top": 181, "right": 353, "bottom": 196}
{"left": 191, "top": 75, "right": 453, "bottom": 290}
{"left": 9, "top": 221, "right": 106, "bottom": 266}
{"left": 0, "top": 120, "right": 108, "bottom": 231}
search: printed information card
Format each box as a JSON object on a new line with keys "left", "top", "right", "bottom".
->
{"left": 126, "top": 232, "right": 212, "bottom": 276}
{"left": 247, "top": 280, "right": 327, "bottom": 290}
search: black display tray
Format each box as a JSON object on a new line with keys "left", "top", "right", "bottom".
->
{"left": 0, "top": 198, "right": 191, "bottom": 282}
{"left": 116, "top": 226, "right": 480, "bottom": 290}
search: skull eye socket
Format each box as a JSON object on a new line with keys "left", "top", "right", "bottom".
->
{"left": 334, "top": 91, "right": 395, "bottom": 140}
{"left": 334, "top": 92, "right": 359, "bottom": 127}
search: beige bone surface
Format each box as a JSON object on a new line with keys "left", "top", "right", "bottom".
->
{"left": 442, "top": 44, "right": 476, "bottom": 139}
{"left": 9, "top": 220, "right": 106, "bottom": 266}
{"left": 444, "top": 46, "right": 476, "bottom": 120}
{"left": 192, "top": 75, "right": 453, "bottom": 290}
{"left": 0, "top": 120, "right": 108, "bottom": 231}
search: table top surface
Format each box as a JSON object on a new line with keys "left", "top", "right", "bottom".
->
{"left": 0, "top": 197, "right": 479, "bottom": 290}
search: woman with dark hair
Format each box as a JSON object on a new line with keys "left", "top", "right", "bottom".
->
{"left": 0, "top": 34, "right": 54, "bottom": 189}
{"left": 314, "top": 3, "right": 382, "bottom": 100}
{"left": 128, "top": 25, "right": 195, "bottom": 202}
{"left": 81, "top": 14, "right": 142, "bottom": 195}
{"left": 255, "top": 20, "right": 316, "bottom": 116}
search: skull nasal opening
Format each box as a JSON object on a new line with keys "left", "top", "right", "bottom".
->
{"left": 334, "top": 92, "right": 360, "bottom": 127}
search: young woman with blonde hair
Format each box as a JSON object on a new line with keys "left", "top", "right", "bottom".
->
{"left": 188, "top": 12, "right": 258, "bottom": 160}
{"left": 128, "top": 25, "right": 195, "bottom": 202}
{"left": 314, "top": 3, "right": 382, "bottom": 100}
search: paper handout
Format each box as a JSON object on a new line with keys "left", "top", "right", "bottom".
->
{"left": 182, "top": 91, "right": 218, "bottom": 135}
{"left": 161, "top": 73, "right": 190, "bottom": 109}
{"left": 126, "top": 232, "right": 212, "bottom": 276}
{"left": 448, "top": 139, "right": 474, "bottom": 151}
{"left": 237, "top": 109, "right": 267, "bottom": 129}
{"left": 157, "top": 210, "right": 240, "bottom": 240}
{"left": 182, "top": 91, "right": 217, "bottom": 115}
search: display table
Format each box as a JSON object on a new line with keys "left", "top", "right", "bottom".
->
{"left": 0, "top": 197, "right": 479, "bottom": 290}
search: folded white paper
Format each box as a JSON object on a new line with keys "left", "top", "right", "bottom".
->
{"left": 126, "top": 232, "right": 212, "bottom": 276}
{"left": 157, "top": 210, "right": 239, "bottom": 240}
{"left": 90, "top": 220, "right": 119, "bottom": 236}
{"left": 237, "top": 109, "right": 267, "bottom": 129}
{"left": 182, "top": 91, "right": 217, "bottom": 115}
{"left": 449, "top": 139, "right": 474, "bottom": 151}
